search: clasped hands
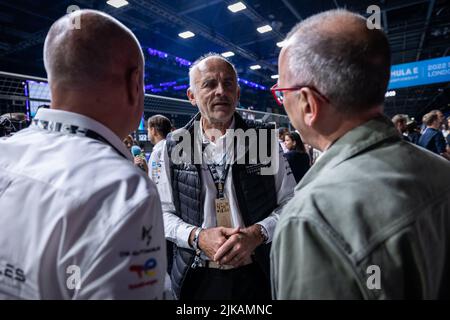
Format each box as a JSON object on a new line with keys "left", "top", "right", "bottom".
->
{"left": 189, "top": 225, "right": 265, "bottom": 268}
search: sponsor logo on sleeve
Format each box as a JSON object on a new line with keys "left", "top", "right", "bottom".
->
{"left": 151, "top": 161, "right": 162, "bottom": 183}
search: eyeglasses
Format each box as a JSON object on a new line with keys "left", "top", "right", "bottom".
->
{"left": 270, "top": 83, "right": 330, "bottom": 106}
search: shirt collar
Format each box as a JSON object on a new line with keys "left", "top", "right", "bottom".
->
{"left": 33, "top": 108, "right": 133, "bottom": 160}
{"left": 199, "top": 116, "right": 236, "bottom": 145}
{"left": 153, "top": 139, "right": 165, "bottom": 150}
{"left": 296, "top": 115, "right": 400, "bottom": 191}
{"left": 198, "top": 116, "right": 236, "bottom": 164}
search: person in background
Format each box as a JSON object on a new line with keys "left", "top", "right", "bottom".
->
{"left": 391, "top": 114, "right": 410, "bottom": 141}
{"left": 442, "top": 116, "right": 450, "bottom": 138}
{"left": 132, "top": 144, "right": 149, "bottom": 174}
{"left": 277, "top": 127, "right": 289, "bottom": 153}
{"left": 421, "top": 109, "right": 445, "bottom": 133}
{"left": 406, "top": 119, "right": 421, "bottom": 145}
{"left": 139, "top": 142, "right": 147, "bottom": 158}
{"left": 123, "top": 134, "right": 148, "bottom": 173}
{"left": 123, "top": 134, "right": 134, "bottom": 150}
{"left": 284, "top": 131, "right": 310, "bottom": 183}
{"left": 0, "top": 9, "right": 166, "bottom": 299}
{"left": 147, "top": 115, "right": 172, "bottom": 184}
{"left": 433, "top": 109, "right": 445, "bottom": 127}
{"left": 445, "top": 116, "right": 450, "bottom": 153}
{"left": 418, "top": 112, "right": 449, "bottom": 160}
{"left": 304, "top": 143, "right": 322, "bottom": 165}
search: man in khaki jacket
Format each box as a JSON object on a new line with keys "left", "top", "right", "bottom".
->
{"left": 270, "top": 9, "right": 450, "bottom": 299}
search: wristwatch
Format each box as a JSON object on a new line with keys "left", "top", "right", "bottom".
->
{"left": 258, "top": 224, "right": 269, "bottom": 244}
{"left": 192, "top": 227, "right": 203, "bottom": 251}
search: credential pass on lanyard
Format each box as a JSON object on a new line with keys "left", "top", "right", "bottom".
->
{"left": 207, "top": 161, "right": 232, "bottom": 228}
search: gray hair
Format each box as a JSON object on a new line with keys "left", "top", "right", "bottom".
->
{"left": 44, "top": 9, "right": 144, "bottom": 88}
{"left": 285, "top": 9, "right": 391, "bottom": 114}
{"left": 188, "top": 52, "right": 238, "bottom": 92}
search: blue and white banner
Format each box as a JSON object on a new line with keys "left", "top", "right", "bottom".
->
{"left": 388, "top": 56, "right": 450, "bottom": 89}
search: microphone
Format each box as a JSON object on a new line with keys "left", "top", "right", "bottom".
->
{"left": 131, "top": 145, "right": 142, "bottom": 157}
{"left": 131, "top": 145, "right": 147, "bottom": 172}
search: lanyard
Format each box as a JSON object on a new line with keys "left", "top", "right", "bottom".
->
{"left": 206, "top": 159, "right": 230, "bottom": 199}
{"left": 201, "top": 130, "right": 231, "bottom": 198}
{"left": 31, "top": 118, "right": 126, "bottom": 159}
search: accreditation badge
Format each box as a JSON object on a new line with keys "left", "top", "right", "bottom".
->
{"left": 215, "top": 197, "right": 232, "bottom": 228}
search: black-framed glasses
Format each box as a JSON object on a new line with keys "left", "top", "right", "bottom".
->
{"left": 270, "top": 83, "right": 330, "bottom": 106}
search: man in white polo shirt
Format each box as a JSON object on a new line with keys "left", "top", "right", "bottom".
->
{"left": 0, "top": 10, "right": 166, "bottom": 299}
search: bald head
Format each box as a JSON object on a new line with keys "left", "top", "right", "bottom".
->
{"left": 282, "top": 9, "right": 391, "bottom": 114}
{"left": 188, "top": 53, "right": 238, "bottom": 93}
{"left": 43, "top": 10, "right": 146, "bottom": 140}
{"left": 44, "top": 9, "right": 144, "bottom": 89}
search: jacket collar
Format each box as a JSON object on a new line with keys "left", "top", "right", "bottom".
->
{"left": 296, "top": 115, "right": 401, "bottom": 191}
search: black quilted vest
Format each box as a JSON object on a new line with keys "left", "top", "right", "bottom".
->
{"left": 166, "top": 112, "right": 278, "bottom": 299}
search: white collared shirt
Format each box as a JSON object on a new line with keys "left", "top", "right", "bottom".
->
{"left": 157, "top": 116, "right": 296, "bottom": 250}
{"left": 0, "top": 108, "right": 166, "bottom": 299}
{"left": 148, "top": 139, "right": 168, "bottom": 186}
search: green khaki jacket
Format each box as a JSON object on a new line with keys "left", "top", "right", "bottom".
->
{"left": 271, "top": 116, "right": 450, "bottom": 299}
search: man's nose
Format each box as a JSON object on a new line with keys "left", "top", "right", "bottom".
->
{"left": 215, "top": 82, "right": 225, "bottom": 95}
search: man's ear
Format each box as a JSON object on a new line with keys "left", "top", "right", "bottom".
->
{"left": 299, "top": 88, "right": 320, "bottom": 127}
{"left": 127, "top": 67, "right": 141, "bottom": 108}
{"left": 187, "top": 88, "right": 196, "bottom": 106}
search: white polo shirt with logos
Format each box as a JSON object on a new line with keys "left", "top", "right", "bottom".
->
{"left": 148, "top": 139, "right": 168, "bottom": 187}
{"left": 0, "top": 108, "right": 166, "bottom": 299}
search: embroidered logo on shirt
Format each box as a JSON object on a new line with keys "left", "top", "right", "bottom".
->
{"left": 128, "top": 258, "right": 159, "bottom": 290}
{"left": 151, "top": 161, "right": 162, "bottom": 183}
{"left": 141, "top": 225, "right": 152, "bottom": 246}
{"left": 0, "top": 261, "right": 26, "bottom": 288}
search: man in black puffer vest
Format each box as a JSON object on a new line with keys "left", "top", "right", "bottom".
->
{"left": 155, "top": 53, "right": 296, "bottom": 300}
